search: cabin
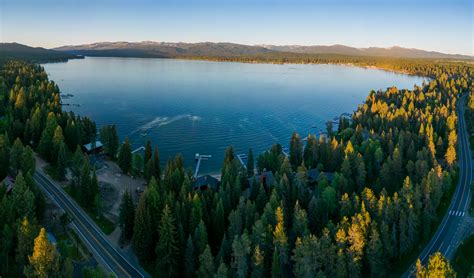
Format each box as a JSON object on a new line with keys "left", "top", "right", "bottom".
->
{"left": 82, "top": 141, "right": 104, "bottom": 155}
{"left": 248, "top": 171, "right": 275, "bottom": 190}
{"left": 1, "top": 176, "right": 15, "bottom": 194}
{"left": 307, "top": 169, "right": 334, "bottom": 184}
{"left": 192, "top": 175, "right": 219, "bottom": 191}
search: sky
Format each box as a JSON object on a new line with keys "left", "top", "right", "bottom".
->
{"left": 1, "top": 0, "right": 473, "bottom": 55}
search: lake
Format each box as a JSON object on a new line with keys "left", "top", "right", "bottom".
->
{"left": 43, "top": 57, "right": 424, "bottom": 174}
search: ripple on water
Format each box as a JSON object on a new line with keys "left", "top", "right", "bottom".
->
{"left": 44, "top": 58, "right": 425, "bottom": 173}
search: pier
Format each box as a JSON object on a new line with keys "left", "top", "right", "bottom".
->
{"left": 236, "top": 154, "right": 248, "bottom": 169}
{"left": 194, "top": 153, "right": 212, "bottom": 179}
{"left": 132, "top": 146, "right": 145, "bottom": 154}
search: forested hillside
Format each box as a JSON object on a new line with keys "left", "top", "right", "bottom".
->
{"left": 0, "top": 54, "right": 471, "bottom": 277}
{"left": 0, "top": 61, "right": 100, "bottom": 277}
{"left": 55, "top": 41, "right": 473, "bottom": 60}
{"left": 122, "top": 59, "right": 472, "bottom": 277}
{"left": 0, "top": 43, "right": 82, "bottom": 65}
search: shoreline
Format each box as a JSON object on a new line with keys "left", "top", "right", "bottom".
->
{"left": 43, "top": 54, "right": 432, "bottom": 78}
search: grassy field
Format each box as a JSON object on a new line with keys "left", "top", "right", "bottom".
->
{"left": 86, "top": 211, "right": 116, "bottom": 235}
{"left": 452, "top": 235, "right": 474, "bottom": 278}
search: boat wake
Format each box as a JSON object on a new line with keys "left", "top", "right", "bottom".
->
{"left": 132, "top": 114, "right": 201, "bottom": 134}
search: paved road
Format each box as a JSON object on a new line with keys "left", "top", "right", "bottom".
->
{"left": 404, "top": 95, "right": 472, "bottom": 277}
{"left": 34, "top": 171, "right": 146, "bottom": 278}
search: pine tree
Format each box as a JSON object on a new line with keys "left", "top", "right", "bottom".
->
{"left": 10, "top": 138, "right": 23, "bottom": 175}
{"left": 21, "top": 146, "right": 36, "bottom": 175}
{"left": 367, "top": 223, "right": 384, "bottom": 277}
{"left": 271, "top": 247, "right": 281, "bottom": 278}
{"left": 1, "top": 225, "right": 14, "bottom": 274}
{"left": 247, "top": 148, "right": 254, "bottom": 177}
{"left": 335, "top": 248, "right": 348, "bottom": 278}
{"left": 184, "top": 235, "right": 196, "bottom": 277}
{"left": 273, "top": 206, "right": 288, "bottom": 274}
{"left": 56, "top": 142, "right": 67, "bottom": 178}
{"left": 214, "top": 262, "right": 229, "bottom": 278}
{"left": 289, "top": 132, "right": 303, "bottom": 169}
{"left": 132, "top": 187, "right": 154, "bottom": 263}
{"left": 90, "top": 170, "right": 99, "bottom": 211}
{"left": 292, "top": 235, "right": 322, "bottom": 277}
{"left": 291, "top": 201, "right": 309, "bottom": 244}
{"left": 231, "top": 232, "right": 251, "bottom": 278}
{"left": 25, "top": 228, "right": 60, "bottom": 278}
{"left": 12, "top": 173, "right": 35, "bottom": 219}
{"left": 194, "top": 220, "right": 209, "bottom": 256}
{"left": 38, "top": 115, "right": 56, "bottom": 162}
{"left": 52, "top": 126, "right": 64, "bottom": 165}
{"left": 144, "top": 140, "right": 152, "bottom": 164}
{"left": 211, "top": 200, "right": 225, "bottom": 249}
{"left": 197, "top": 245, "right": 214, "bottom": 278}
{"left": 119, "top": 190, "right": 135, "bottom": 241}
{"left": 100, "top": 125, "right": 119, "bottom": 159}
{"left": 118, "top": 138, "right": 132, "bottom": 174}
{"left": 153, "top": 147, "right": 161, "bottom": 180}
{"left": 16, "top": 217, "right": 38, "bottom": 271}
{"left": 156, "top": 204, "right": 179, "bottom": 277}
{"left": 79, "top": 158, "right": 91, "bottom": 207}
{"left": 251, "top": 245, "right": 264, "bottom": 278}
{"left": 0, "top": 134, "right": 10, "bottom": 179}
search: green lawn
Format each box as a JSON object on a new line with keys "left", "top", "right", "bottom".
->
{"left": 86, "top": 211, "right": 116, "bottom": 235}
{"left": 452, "top": 235, "right": 474, "bottom": 278}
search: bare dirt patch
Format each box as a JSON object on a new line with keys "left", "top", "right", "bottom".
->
{"left": 95, "top": 160, "right": 146, "bottom": 220}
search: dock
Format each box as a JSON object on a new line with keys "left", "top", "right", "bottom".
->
{"left": 132, "top": 146, "right": 145, "bottom": 154}
{"left": 194, "top": 153, "right": 212, "bottom": 179}
{"left": 236, "top": 154, "right": 248, "bottom": 169}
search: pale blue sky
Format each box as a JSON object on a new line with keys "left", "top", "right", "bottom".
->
{"left": 1, "top": 0, "right": 472, "bottom": 55}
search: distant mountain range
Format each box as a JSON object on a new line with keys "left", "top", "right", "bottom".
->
{"left": 54, "top": 41, "right": 274, "bottom": 58}
{"left": 258, "top": 44, "right": 473, "bottom": 59}
{"left": 0, "top": 43, "right": 82, "bottom": 64}
{"left": 1, "top": 42, "right": 472, "bottom": 65}
{"left": 54, "top": 41, "right": 473, "bottom": 60}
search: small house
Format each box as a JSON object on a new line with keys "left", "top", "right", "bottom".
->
{"left": 192, "top": 175, "right": 219, "bottom": 191}
{"left": 82, "top": 141, "right": 104, "bottom": 155}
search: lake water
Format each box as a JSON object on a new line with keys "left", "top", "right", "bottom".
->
{"left": 43, "top": 57, "right": 424, "bottom": 174}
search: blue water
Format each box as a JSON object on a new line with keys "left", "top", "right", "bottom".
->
{"left": 43, "top": 57, "right": 424, "bottom": 174}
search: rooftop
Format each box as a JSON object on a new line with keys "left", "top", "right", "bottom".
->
{"left": 193, "top": 175, "right": 219, "bottom": 190}
{"left": 83, "top": 141, "right": 104, "bottom": 152}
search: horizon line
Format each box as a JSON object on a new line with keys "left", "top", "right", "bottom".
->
{"left": 4, "top": 40, "right": 473, "bottom": 57}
